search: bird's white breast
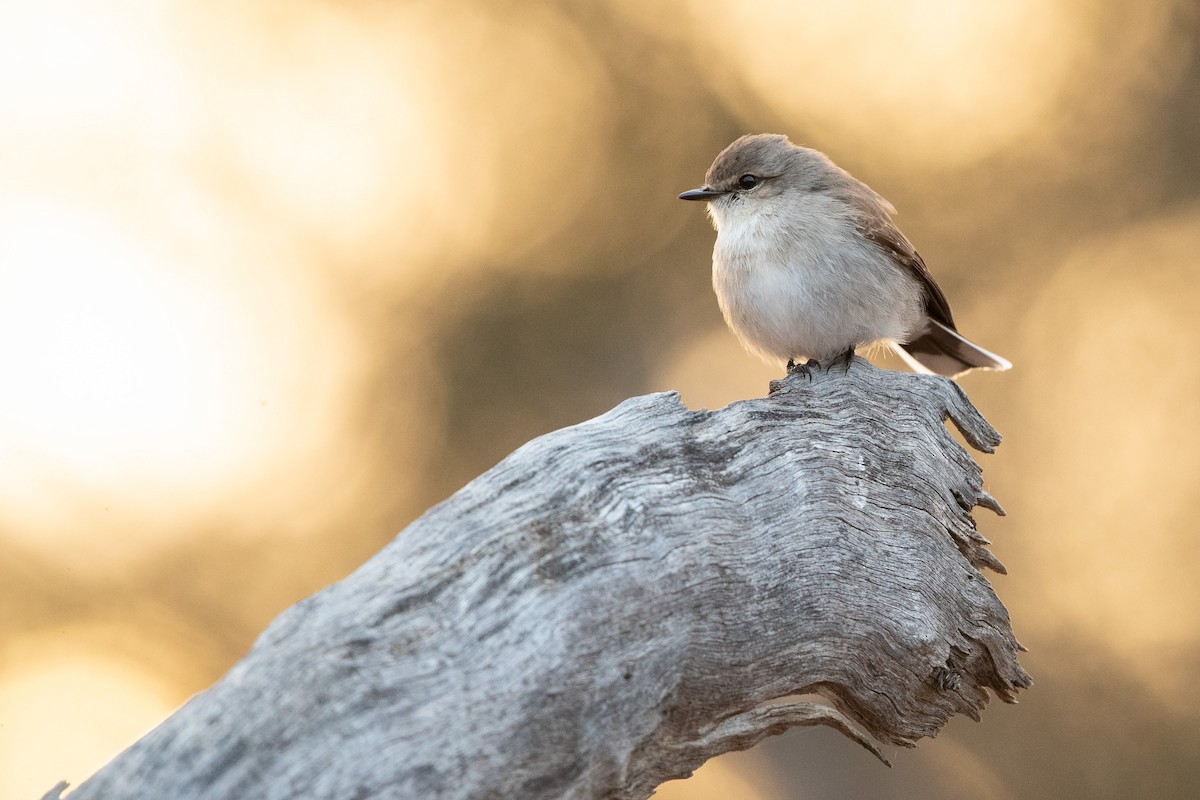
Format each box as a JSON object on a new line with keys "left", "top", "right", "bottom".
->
{"left": 709, "top": 191, "right": 924, "bottom": 365}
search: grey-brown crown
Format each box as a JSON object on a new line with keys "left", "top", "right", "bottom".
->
{"left": 704, "top": 133, "right": 840, "bottom": 193}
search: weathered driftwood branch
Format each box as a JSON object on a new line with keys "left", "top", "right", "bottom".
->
{"left": 61, "top": 359, "right": 1029, "bottom": 800}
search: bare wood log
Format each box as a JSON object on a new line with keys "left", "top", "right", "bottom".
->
{"left": 58, "top": 358, "right": 1029, "bottom": 800}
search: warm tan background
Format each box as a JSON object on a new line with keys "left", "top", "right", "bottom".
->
{"left": 3, "top": 1, "right": 1199, "bottom": 797}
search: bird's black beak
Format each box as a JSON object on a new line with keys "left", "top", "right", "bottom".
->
{"left": 677, "top": 187, "right": 727, "bottom": 202}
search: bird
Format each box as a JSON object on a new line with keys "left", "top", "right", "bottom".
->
{"left": 678, "top": 133, "right": 1010, "bottom": 378}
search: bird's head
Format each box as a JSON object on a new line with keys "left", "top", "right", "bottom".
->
{"left": 678, "top": 133, "right": 840, "bottom": 229}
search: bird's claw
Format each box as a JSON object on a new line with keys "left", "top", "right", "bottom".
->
{"left": 787, "top": 349, "right": 854, "bottom": 380}
{"left": 786, "top": 358, "right": 815, "bottom": 381}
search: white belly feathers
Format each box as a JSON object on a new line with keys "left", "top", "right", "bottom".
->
{"left": 709, "top": 192, "right": 924, "bottom": 365}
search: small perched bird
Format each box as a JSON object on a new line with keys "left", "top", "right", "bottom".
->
{"left": 679, "top": 134, "right": 1010, "bottom": 378}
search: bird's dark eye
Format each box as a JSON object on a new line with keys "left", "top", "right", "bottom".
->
{"left": 738, "top": 174, "right": 759, "bottom": 190}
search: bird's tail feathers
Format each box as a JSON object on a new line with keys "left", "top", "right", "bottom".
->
{"left": 893, "top": 319, "right": 1011, "bottom": 378}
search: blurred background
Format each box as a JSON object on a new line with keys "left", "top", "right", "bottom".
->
{"left": 2, "top": 0, "right": 1199, "bottom": 796}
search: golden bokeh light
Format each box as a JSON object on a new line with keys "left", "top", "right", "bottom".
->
{"left": 1, "top": 0, "right": 1198, "bottom": 795}
{"left": 0, "top": 199, "right": 262, "bottom": 479}
{"left": 619, "top": 0, "right": 1187, "bottom": 171}
{"left": 909, "top": 736, "right": 1019, "bottom": 800}
{"left": 0, "top": 630, "right": 185, "bottom": 800}
{"left": 651, "top": 755, "right": 775, "bottom": 799}
{"left": 0, "top": 191, "right": 372, "bottom": 569}
{"left": 0, "top": 0, "right": 181, "bottom": 135}
{"left": 654, "top": 328, "right": 780, "bottom": 411}
{"left": 1012, "top": 206, "right": 1200, "bottom": 699}
{"left": 177, "top": 0, "right": 616, "bottom": 286}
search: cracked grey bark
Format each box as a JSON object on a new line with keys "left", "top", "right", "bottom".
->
{"left": 58, "top": 358, "right": 1029, "bottom": 800}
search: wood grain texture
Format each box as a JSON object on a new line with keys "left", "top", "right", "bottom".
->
{"left": 61, "top": 358, "right": 1029, "bottom": 800}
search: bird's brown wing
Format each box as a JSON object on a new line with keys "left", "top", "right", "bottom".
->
{"left": 852, "top": 201, "right": 957, "bottom": 331}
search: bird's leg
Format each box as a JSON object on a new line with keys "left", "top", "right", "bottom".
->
{"left": 831, "top": 346, "right": 856, "bottom": 375}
